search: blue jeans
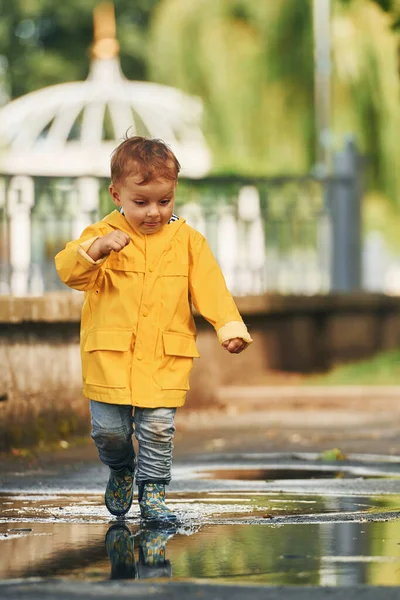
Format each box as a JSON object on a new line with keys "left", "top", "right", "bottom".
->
{"left": 90, "top": 400, "right": 176, "bottom": 485}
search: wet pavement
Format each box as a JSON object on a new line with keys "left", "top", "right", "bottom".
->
{"left": 1, "top": 452, "right": 400, "bottom": 598}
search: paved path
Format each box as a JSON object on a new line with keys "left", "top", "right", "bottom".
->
{"left": 2, "top": 581, "right": 400, "bottom": 600}
{"left": 2, "top": 394, "right": 400, "bottom": 598}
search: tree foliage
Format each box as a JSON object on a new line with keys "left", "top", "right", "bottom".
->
{"left": 332, "top": 0, "right": 400, "bottom": 201}
{"left": 342, "top": 0, "right": 400, "bottom": 28}
{"left": 0, "top": 0, "right": 159, "bottom": 100}
{"left": 149, "top": 0, "right": 315, "bottom": 175}
{"left": 149, "top": 0, "right": 400, "bottom": 202}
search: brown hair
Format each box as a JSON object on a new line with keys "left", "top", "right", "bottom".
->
{"left": 110, "top": 136, "right": 181, "bottom": 185}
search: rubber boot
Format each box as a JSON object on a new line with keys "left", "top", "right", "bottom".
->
{"left": 105, "top": 467, "right": 134, "bottom": 517}
{"left": 138, "top": 482, "right": 177, "bottom": 524}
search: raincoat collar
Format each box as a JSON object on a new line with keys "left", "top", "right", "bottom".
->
{"left": 102, "top": 209, "right": 186, "bottom": 240}
{"left": 102, "top": 210, "right": 186, "bottom": 267}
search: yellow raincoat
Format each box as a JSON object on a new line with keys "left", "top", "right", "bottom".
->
{"left": 55, "top": 210, "right": 253, "bottom": 408}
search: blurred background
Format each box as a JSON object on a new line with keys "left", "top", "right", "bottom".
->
{"left": 0, "top": 0, "right": 399, "bottom": 296}
{"left": 1, "top": 0, "right": 400, "bottom": 449}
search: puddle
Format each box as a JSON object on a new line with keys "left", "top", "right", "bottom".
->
{"left": 196, "top": 463, "right": 400, "bottom": 481}
{"left": 2, "top": 493, "right": 400, "bottom": 586}
{"left": 202, "top": 468, "right": 354, "bottom": 480}
{"left": 2, "top": 518, "right": 400, "bottom": 586}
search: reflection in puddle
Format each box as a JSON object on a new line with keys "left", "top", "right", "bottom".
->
{"left": 1, "top": 493, "right": 400, "bottom": 586}
{"left": 106, "top": 523, "right": 175, "bottom": 580}
{"left": 3, "top": 519, "right": 400, "bottom": 586}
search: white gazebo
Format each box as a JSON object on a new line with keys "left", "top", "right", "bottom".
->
{"left": 0, "top": 3, "right": 211, "bottom": 295}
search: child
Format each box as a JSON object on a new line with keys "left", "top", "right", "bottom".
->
{"left": 55, "top": 136, "right": 253, "bottom": 523}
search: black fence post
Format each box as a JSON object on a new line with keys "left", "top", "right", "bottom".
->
{"left": 328, "top": 137, "right": 363, "bottom": 292}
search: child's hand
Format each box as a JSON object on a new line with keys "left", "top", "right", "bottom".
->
{"left": 222, "top": 337, "right": 247, "bottom": 354}
{"left": 87, "top": 230, "right": 131, "bottom": 261}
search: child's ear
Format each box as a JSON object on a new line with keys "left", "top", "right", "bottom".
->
{"left": 109, "top": 184, "right": 121, "bottom": 207}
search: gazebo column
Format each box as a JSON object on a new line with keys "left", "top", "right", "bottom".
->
{"left": 73, "top": 177, "right": 100, "bottom": 239}
{"left": 7, "top": 176, "right": 35, "bottom": 296}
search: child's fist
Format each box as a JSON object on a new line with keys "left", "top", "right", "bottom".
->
{"left": 222, "top": 337, "right": 247, "bottom": 354}
{"left": 87, "top": 230, "right": 131, "bottom": 260}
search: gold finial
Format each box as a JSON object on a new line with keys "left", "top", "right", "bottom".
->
{"left": 92, "top": 3, "right": 119, "bottom": 60}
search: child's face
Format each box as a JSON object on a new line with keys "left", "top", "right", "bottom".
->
{"left": 109, "top": 174, "right": 176, "bottom": 235}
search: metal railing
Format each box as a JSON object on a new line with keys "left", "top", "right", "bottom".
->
{"left": 175, "top": 176, "right": 331, "bottom": 295}
{"left": 0, "top": 140, "right": 362, "bottom": 296}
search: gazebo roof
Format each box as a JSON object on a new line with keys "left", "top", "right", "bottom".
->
{"left": 0, "top": 5, "right": 211, "bottom": 179}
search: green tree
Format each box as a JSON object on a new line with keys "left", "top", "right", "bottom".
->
{"left": 149, "top": 0, "right": 314, "bottom": 175}
{"left": 149, "top": 0, "right": 400, "bottom": 205}
{"left": 332, "top": 0, "right": 400, "bottom": 202}
{"left": 345, "top": 0, "right": 400, "bottom": 28}
{"left": 0, "top": 0, "right": 159, "bottom": 100}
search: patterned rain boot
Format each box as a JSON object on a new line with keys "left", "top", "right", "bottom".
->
{"left": 138, "top": 482, "right": 177, "bottom": 524}
{"left": 105, "top": 523, "right": 136, "bottom": 579}
{"left": 105, "top": 467, "right": 134, "bottom": 517}
{"left": 136, "top": 526, "right": 176, "bottom": 579}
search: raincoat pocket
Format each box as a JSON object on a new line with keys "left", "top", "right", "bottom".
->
{"left": 84, "top": 329, "right": 133, "bottom": 388}
{"left": 161, "top": 332, "right": 200, "bottom": 390}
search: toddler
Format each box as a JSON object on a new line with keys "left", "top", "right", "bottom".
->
{"left": 55, "top": 136, "right": 253, "bottom": 523}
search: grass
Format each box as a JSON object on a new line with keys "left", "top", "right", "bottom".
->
{"left": 308, "top": 348, "right": 400, "bottom": 386}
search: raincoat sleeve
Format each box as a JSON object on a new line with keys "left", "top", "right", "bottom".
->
{"left": 54, "top": 224, "right": 108, "bottom": 291}
{"left": 189, "top": 233, "right": 253, "bottom": 346}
